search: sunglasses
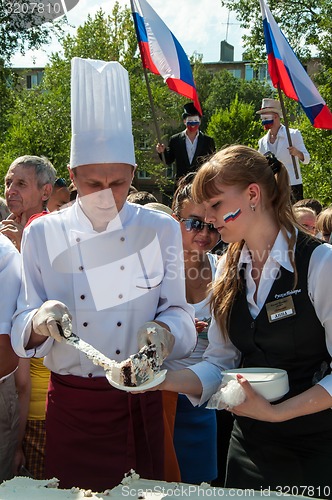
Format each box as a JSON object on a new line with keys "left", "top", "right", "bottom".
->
{"left": 178, "top": 217, "right": 217, "bottom": 233}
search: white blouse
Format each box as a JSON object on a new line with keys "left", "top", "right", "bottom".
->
{"left": 189, "top": 230, "right": 332, "bottom": 405}
{"left": 165, "top": 252, "right": 219, "bottom": 370}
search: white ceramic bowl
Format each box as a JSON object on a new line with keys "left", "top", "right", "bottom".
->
{"left": 221, "top": 367, "right": 289, "bottom": 402}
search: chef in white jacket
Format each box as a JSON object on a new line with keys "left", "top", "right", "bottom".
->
{"left": 11, "top": 57, "right": 196, "bottom": 491}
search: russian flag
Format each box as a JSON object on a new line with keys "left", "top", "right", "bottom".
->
{"left": 260, "top": 0, "right": 332, "bottom": 129}
{"left": 130, "top": 0, "right": 202, "bottom": 115}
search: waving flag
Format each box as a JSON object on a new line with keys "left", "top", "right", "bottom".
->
{"left": 130, "top": 0, "right": 202, "bottom": 115}
{"left": 260, "top": 0, "right": 332, "bottom": 129}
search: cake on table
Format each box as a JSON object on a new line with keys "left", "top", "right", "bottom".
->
{"left": 0, "top": 476, "right": 110, "bottom": 499}
{"left": 0, "top": 471, "right": 295, "bottom": 499}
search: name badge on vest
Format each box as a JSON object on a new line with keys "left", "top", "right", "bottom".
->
{"left": 266, "top": 295, "right": 296, "bottom": 323}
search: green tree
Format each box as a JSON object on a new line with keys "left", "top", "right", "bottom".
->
{"left": 0, "top": 0, "right": 66, "bottom": 62}
{"left": 299, "top": 118, "right": 332, "bottom": 205}
{"left": 0, "top": 4, "right": 185, "bottom": 193}
{"left": 204, "top": 70, "right": 273, "bottom": 121}
{"left": 207, "top": 95, "right": 262, "bottom": 149}
{"left": 219, "top": 0, "right": 332, "bottom": 63}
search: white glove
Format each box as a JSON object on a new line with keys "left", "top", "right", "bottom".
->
{"left": 137, "top": 321, "right": 175, "bottom": 360}
{"left": 32, "top": 300, "right": 72, "bottom": 342}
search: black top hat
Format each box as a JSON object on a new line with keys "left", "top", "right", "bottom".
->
{"left": 182, "top": 102, "right": 201, "bottom": 119}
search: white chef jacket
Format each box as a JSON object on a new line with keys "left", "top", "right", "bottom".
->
{"left": 189, "top": 230, "right": 332, "bottom": 405}
{"left": 11, "top": 201, "right": 196, "bottom": 377}
{"left": 258, "top": 124, "right": 310, "bottom": 186}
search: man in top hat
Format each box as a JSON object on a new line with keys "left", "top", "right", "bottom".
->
{"left": 11, "top": 57, "right": 196, "bottom": 491}
{"left": 156, "top": 102, "right": 216, "bottom": 181}
{"left": 257, "top": 98, "right": 310, "bottom": 201}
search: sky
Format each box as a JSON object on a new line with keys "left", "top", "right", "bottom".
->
{"left": 11, "top": 0, "right": 246, "bottom": 67}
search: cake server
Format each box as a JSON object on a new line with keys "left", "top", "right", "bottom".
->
{"left": 56, "top": 322, "right": 115, "bottom": 371}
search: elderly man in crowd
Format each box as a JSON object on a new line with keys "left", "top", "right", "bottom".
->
{"left": 0, "top": 155, "right": 56, "bottom": 249}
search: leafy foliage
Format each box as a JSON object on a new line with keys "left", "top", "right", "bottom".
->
{"left": 204, "top": 70, "right": 273, "bottom": 121}
{"left": 219, "top": 0, "right": 332, "bottom": 63}
{"left": 0, "top": 0, "right": 66, "bottom": 62}
{"left": 207, "top": 95, "right": 263, "bottom": 149}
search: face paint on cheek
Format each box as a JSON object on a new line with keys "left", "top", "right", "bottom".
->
{"left": 223, "top": 208, "right": 242, "bottom": 223}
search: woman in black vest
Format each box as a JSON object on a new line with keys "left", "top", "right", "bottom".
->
{"left": 160, "top": 145, "right": 332, "bottom": 498}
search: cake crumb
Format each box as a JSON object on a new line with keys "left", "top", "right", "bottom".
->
{"left": 83, "top": 489, "right": 93, "bottom": 497}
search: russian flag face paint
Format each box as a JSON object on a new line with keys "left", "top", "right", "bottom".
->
{"left": 261, "top": 114, "right": 274, "bottom": 129}
{"left": 223, "top": 208, "right": 242, "bottom": 223}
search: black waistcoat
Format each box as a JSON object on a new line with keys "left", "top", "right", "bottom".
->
{"left": 228, "top": 232, "right": 331, "bottom": 399}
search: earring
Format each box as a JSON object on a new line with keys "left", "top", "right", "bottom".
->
{"left": 250, "top": 204, "right": 256, "bottom": 212}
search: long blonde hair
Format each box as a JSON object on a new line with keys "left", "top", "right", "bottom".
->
{"left": 192, "top": 145, "right": 298, "bottom": 338}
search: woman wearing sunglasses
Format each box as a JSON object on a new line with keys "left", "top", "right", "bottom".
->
{"left": 163, "top": 173, "right": 220, "bottom": 484}
{"left": 158, "top": 146, "right": 332, "bottom": 496}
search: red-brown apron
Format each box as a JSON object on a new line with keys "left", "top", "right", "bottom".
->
{"left": 45, "top": 372, "right": 164, "bottom": 491}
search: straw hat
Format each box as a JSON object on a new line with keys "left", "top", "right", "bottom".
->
{"left": 256, "top": 98, "right": 283, "bottom": 118}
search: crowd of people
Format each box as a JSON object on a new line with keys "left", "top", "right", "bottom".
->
{"left": 1, "top": 56, "right": 332, "bottom": 498}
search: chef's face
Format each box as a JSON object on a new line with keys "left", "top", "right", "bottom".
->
{"left": 69, "top": 163, "right": 134, "bottom": 231}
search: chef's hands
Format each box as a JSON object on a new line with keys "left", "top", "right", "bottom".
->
{"left": 137, "top": 321, "right": 175, "bottom": 360}
{"left": 32, "top": 300, "right": 72, "bottom": 342}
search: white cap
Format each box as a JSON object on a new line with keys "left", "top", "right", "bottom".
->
{"left": 70, "top": 57, "right": 135, "bottom": 169}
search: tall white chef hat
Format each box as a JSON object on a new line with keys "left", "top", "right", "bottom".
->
{"left": 70, "top": 57, "right": 136, "bottom": 169}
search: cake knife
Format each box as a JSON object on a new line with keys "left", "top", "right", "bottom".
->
{"left": 56, "top": 322, "right": 115, "bottom": 371}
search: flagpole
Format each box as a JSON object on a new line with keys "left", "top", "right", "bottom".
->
{"left": 277, "top": 85, "right": 299, "bottom": 180}
{"left": 141, "top": 65, "right": 168, "bottom": 171}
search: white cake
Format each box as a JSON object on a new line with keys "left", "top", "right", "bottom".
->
{"left": 110, "top": 470, "right": 290, "bottom": 499}
{"left": 110, "top": 344, "right": 161, "bottom": 387}
{"left": 0, "top": 471, "right": 298, "bottom": 499}
{"left": 0, "top": 476, "right": 110, "bottom": 499}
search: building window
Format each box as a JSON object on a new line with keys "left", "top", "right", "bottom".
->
{"left": 138, "top": 133, "right": 150, "bottom": 151}
{"left": 26, "top": 71, "right": 43, "bottom": 89}
{"left": 228, "top": 69, "right": 242, "bottom": 79}
{"left": 166, "top": 164, "right": 175, "bottom": 179}
{"left": 245, "top": 65, "right": 254, "bottom": 81}
{"left": 137, "top": 170, "right": 152, "bottom": 179}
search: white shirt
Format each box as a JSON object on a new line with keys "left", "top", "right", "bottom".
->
{"left": 258, "top": 124, "right": 310, "bottom": 186}
{"left": 189, "top": 230, "right": 332, "bottom": 405}
{"left": 11, "top": 201, "right": 196, "bottom": 377}
{"left": 185, "top": 131, "right": 199, "bottom": 164}
{"left": 165, "top": 253, "right": 219, "bottom": 370}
